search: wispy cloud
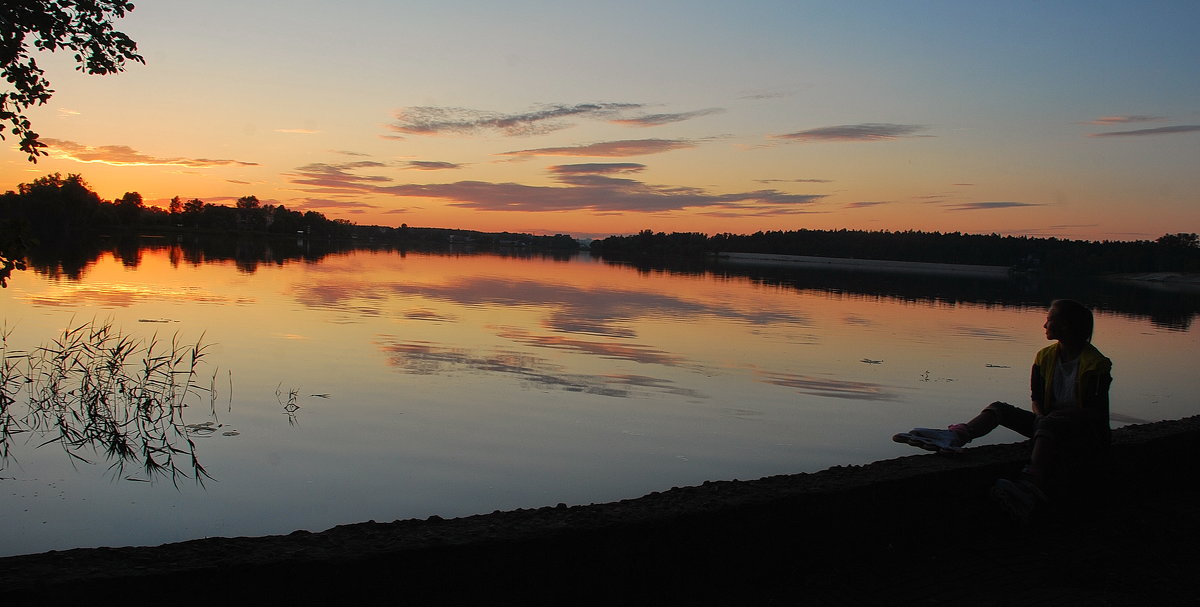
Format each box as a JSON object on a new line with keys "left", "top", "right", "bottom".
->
{"left": 737, "top": 87, "right": 795, "bottom": 100}
{"left": 756, "top": 178, "right": 833, "bottom": 184}
{"left": 1088, "top": 125, "right": 1200, "bottom": 138}
{"left": 500, "top": 138, "right": 695, "bottom": 158}
{"left": 404, "top": 161, "right": 463, "bottom": 170}
{"left": 288, "top": 161, "right": 824, "bottom": 216}
{"left": 42, "top": 139, "right": 258, "bottom": 167}
{"left": 773, "top": 123, "right": 927, "bottom": 143}
{"left": 547, "top": 163, "right": 646, "bottom": 175}
{"left": 286, "top": 162, "right": 392, "bottom": 194}
{"left": 1084, "top": 115, "right": 1165, "bottom": 125}
{"left": 288, "top": 196, "right": 380, "bottom": 213}
{"left": 610, "top": 108, "right": 723, "bottom": 127}
{"left": 401, "top": 181, "right": 820, "bottom": 214}
{"left": 389, "top": 103, "right": 641, "bottom": 136}
{"left": 845, "top": 201, "right": 891, "bottom": 208}
{"left": 945, "top": 201, "right": 1041, "bottom": 211}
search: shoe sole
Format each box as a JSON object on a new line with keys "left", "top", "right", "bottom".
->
{"left": 892, "top": 432, "right": 964, "bottom": 454}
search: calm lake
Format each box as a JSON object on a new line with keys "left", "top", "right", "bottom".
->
{"left": 2, "top": 238, "right": 1197, "bottom": 557}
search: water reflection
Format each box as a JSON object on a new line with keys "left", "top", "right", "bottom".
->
{"left": 376, "top": 339, "right": 705, "bottom": 400}
{"left": 597, "top": 255, "right": 1200, "bottom": 331}
{"left": 0, "top": 321, "right": 225, "bottom": 485}
{"left": 20, "top": 283, "right": 253, "bottom": 308}
{"left": 22, "top": 235, "right": 1197, "bottom": 330}
{"left": 756, "top": 369, "right": 898, "bottom": 401}
{"left": 2, "top": 241, "right": 1197, "bottom": 557}
{"left": 297, "top": 276, "right": 809, "bottom": 337}
{"left": 495, "top": 327, "right": 694, "bottom": 368}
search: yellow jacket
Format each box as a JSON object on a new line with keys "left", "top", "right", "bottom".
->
{"left": 1031, "top": 342, "right": 1113, "bottom": 436}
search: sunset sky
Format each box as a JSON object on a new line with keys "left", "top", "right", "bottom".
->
{"left": 2, "top": 0, "right": 1197, "bottom": 241}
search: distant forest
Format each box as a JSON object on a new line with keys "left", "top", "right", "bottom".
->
{"left": 3, "top": 173, "right": 1198, "bottom": 282}
{"left": 591, "top": 229, "right": 1200, "bottom": 275}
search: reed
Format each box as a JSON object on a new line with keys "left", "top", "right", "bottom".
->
{"left": 0, "top": 320, "right": 221, "bottom": 486}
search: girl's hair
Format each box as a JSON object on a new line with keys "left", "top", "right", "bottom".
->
{"left": 1051, "top": 299, "right": 1094, "bottom": 342}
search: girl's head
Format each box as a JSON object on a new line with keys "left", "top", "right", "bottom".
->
{"left": 1044, "top": 299, "right": 1093, "bottom": 344}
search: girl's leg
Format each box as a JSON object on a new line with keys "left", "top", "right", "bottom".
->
{"left": 954, "top": 401, "right": 1036, "bottom": 441}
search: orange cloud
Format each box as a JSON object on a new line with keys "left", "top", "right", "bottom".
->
{"left": 42, "top": 139, "right": 258, "bottom": 167}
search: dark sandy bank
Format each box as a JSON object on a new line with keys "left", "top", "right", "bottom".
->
{"left": 4, "top": 417, "right": 1199, "bottom": 605}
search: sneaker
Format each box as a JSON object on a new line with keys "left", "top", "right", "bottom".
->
{"left": 990, "top": 478, "right": 1047, "bottom": 524}
{"left": 892, "top": 427, "right": 967, "bottom": 454}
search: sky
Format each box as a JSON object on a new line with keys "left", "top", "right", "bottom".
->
{"left": 2, "top": 0, "right": 1198, "bottom": 241}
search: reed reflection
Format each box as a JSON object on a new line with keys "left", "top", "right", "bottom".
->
{"left": 0, "top": 320, "right": 228, "bottom": 485}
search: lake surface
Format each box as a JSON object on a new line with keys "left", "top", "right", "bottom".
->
{"left": 2, "top": 240, "right": 1197, "bottom": 557}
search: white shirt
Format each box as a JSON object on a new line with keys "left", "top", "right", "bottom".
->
{"left": 1052, "top": 354, "right": 1079, "bottom": 408}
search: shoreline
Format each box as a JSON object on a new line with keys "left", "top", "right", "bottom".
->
{"left": 715, "top": 252, "right": 1200, "bottom": 292}
{"left": 3, "top": 415, "right": 1198, "bottom": 603}
{"left": 714, "top": 252, "right": 1016, "bottom": 278}
{"left": 1107, "top": 271, "right": 1200, "bottom": 292}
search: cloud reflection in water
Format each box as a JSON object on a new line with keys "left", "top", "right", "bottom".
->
{"left": 295, "top": 276, "right": 810, "bottom": 338}
{"left": 377, "top": 339, "right": 704, "bottom": 400}
{"left": 494, "top": 326, "right": 698, "bottom": 369}
{"left": 757, "top": 370, "right": 898, "bottom": 401}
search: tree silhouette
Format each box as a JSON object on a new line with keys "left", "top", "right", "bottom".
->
{"left": 115, "top": 190, "right": 143, "bottom": 224}
{"left": 1, "top": 1, "right": 144, "bottom": 161}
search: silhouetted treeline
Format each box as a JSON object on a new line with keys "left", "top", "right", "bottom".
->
{"left": 590, "top": 229, "right": 1200, "bottom": 275}
{"left": 0, "top": 174, "right": 355, "bottom": 242}
{"left": 0, "top": 173, "right": 579, "bottom": 255}
{"left": 24, "top": 231, "right": 585, "bottom": 284}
